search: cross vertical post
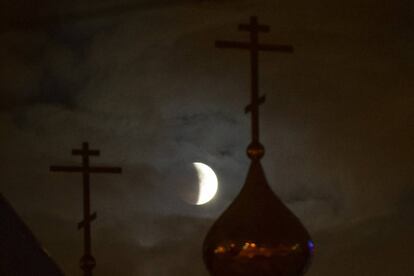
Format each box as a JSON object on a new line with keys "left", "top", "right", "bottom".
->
{"left": 215, "top": 16, "right": 293, "bottom": 156}
{"left": 50, "top": 142, "right": 122, "bottom": 276}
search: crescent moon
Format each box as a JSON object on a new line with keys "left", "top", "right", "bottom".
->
{"left": 193, "top": 162, "right": 218, "bottom": 205}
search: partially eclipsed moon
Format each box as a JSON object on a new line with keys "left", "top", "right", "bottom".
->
{"left": 193, "top": 162, "right": 218, "bottom": 205}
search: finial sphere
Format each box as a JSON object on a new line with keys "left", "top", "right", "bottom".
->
{"left": 247, "top": 142, "right": 265, "bottom": 159}
{"left": 80, "top": 254, "right": 96, "bottom": 270}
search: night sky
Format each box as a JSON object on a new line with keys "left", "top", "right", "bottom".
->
{"left": 1, "top": 0, "right": 413, "bottom": 275}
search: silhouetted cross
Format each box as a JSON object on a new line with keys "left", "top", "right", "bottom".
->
{"left": 50, "top": 142, "right": 122, "bottom": 276}
{"left": 216, "top": 16, "right": 293, "bottom": 144}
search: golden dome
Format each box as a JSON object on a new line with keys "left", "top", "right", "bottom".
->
{"left": 203, "top": 159, "right": 313, "bottom": 276}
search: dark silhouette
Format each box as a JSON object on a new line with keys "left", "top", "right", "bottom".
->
{"left": 215, "top": 16, "right": 293, "bottom": 146}
{"left": 0, "top": 193, "right": 64, "bottom": 276}
{"left": 50, "top": 142, "right": 122, "bottom": 276}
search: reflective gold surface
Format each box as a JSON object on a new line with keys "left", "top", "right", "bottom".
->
{"left": 203, "top": 161, "right": 313, "bottom": 276}
{"left": 206, "top": 240, "right": 311, "bottom": 276}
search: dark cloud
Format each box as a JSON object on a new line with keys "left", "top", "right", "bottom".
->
{"left": 26, "top": 212, "right": 212, "bottom": 276}
{"left": 308, "top": 213, "right": 414, "bottom": 276}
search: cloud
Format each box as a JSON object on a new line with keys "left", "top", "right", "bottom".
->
{"left": 27, "top": 210, "right": 414, "bottom": 276}
{"left": 0, "top": 0, "right": 413, "bottom": 275}
{"left": 308, "top": 212, "right": 414, "bottom": 276}
{"left": 27, "top": 212, "right": 212, "bottom": 276}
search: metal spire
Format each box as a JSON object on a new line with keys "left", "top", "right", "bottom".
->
{"left": 50, "top": 142, "right": 122, "bottom": 276}
{"left": 215, "top": 16, "right": 293, "bottom": 159}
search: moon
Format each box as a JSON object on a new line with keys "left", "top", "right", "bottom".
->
{"left": 193, "top": 162, "right": 218, "bottom": 205}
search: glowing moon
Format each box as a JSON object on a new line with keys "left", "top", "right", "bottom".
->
{"left": 193, "top": 162, "right": 218, "bottom": 205}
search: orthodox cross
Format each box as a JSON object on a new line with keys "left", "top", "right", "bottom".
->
{"left": 216, "top": 16, "right": 293, "bottom": 157}
{"left": 50, "top": 142, "right": 122, "bottom": 276}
